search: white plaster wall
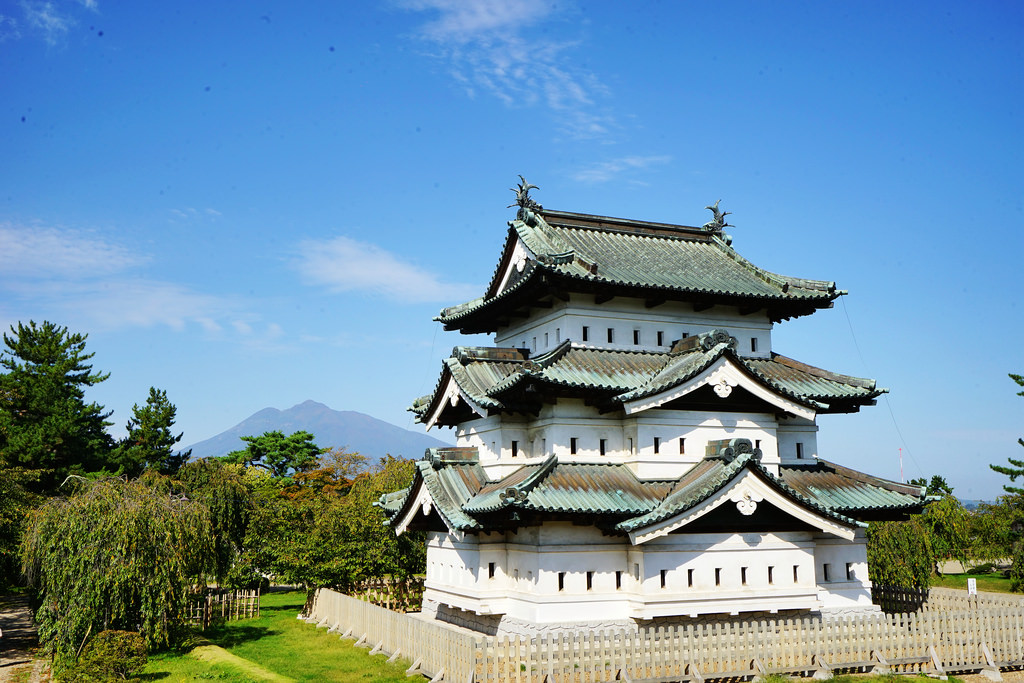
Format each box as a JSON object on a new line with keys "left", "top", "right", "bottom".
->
{"left": 495, "top": 295, "right": 772, "bottom": 358}
{"left": 422, "top": 524, "right": 872, "bottom": 625}
{"left": 777, "top": 417, "right": 819, "bottom": 464}
{"left": 453, "top": 401, "right": 785, "bottom": 480}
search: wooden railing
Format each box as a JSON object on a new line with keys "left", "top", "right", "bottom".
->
{"left": 346, "top": 577, "right": 425, "bottom": 613}
{"left": 186, "top": 589, "right": 261, "bottom": 629}
{"left": 305, "top": 587, "right": 1024, "bottom": 682}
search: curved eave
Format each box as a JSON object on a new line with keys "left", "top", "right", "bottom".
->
{"left": 620, "top": 455, "right": 862, "bottom": 544}
{"left": 437, "top": 266, "right": 839, "bottom": 334}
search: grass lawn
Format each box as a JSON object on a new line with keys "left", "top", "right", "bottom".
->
{"left": 142, "top": 591, "right": 412, "bottom": 682}
{"left": 931, "top": 571, "right": 1015, "bottom": 594}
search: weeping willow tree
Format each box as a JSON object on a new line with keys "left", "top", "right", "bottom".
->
{"left": 21, "top": 476, "right": 213, "bottom": 660}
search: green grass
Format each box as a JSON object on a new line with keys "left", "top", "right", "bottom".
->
{"left": 141, "top": 591, "right": 412, "bottom": 682}
{"left": 931, "top": 571, "right": 1015, "bottom": 593}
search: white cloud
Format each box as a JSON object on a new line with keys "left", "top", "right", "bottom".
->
{"left": 0, "top": 222, "right": 146, "bottom": 278}
{"left": 20, "top": 1, "right": 73, "bottom": 45}
{"left": 0, "top": 221, "right": 272, "bottom": 338}
{"left": 571, "top": 155, "right": 673, "bottom": 183}
{"left": 400, "top": 0, "right": 614, "bottom": 139}
{"left": 295, "top": 235, "right": 479, "bottom": 303}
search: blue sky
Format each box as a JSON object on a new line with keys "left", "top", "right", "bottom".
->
{"left": 1, "top": 1, "right": 1021, "bottom": 499}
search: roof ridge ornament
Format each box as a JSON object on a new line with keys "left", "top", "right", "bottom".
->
{"left": 702, "top": 199, "right": 734, "bottom": 245}
{"left": 508, "top": 175, "right": 543, "bottom": 224}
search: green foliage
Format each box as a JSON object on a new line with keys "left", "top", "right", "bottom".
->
{"left": 112, "top": 387, "right": 190, "bottom": 477}
{"left": 989, "top": 373, "right": 1024, "bottom": 494}
{"left": 224, "top": 430, "right": 325, "bottom": 479}
{"left": 909, "top": 475, "right": 953, "bottom": 497}
{"left": 1011, "top": 542, "right": 1024, "bottom": 592}
{"left": 867, "top": 517, "right": 934, "bottom": 589}
{"left": 969, "top": 495, "right": 1024, "bottom": 564}
{"left": 177, "top": 459, "right": 250, "bottom": 583}
{"left": 0, "top": 321, "right": 114, "bottom": 492}
{"left": 242, "top": 455, "right": 424, "bottom": 588}
{"left": 67, "top": 630, "right": 148, "bottom": 681}
{"left": 20, "top": 477, "right": 214, "bottom": 660}
{"left": 0, "top": 468, "right": 35, "bottom": 588}
{"left": 919, "top": 494, "right": 970, "bottom": 574}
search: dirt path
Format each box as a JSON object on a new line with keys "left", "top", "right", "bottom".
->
{"left": 0, "top": 593, "right": 49, "bottom": 682}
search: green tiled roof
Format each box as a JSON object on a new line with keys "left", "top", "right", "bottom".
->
{"left": 438, "top": 210, "right": 841, "bottom": 331}
{"left": 779, "top": 459, "right": 925, "bottom": 516}
{"left": 381, "top": 444, "right": 919, "bottom": 537}
{"left": 411, "top": 331, "right": 885, "bottom": 425}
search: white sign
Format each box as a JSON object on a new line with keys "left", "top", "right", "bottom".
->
{"left": 967, "top": 577, "right": 977, "bottom": 595}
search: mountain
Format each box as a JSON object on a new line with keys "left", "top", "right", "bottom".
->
{"left": 184, "top": 400, "right": 451, "bottom": 461}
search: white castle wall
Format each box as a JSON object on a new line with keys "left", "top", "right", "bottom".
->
{"left": 494, "top": 294, "right": 772, "bottom": 359}
{"left": 422, "top": 523, "right": 873, "bottom": 632}
{"left": 451, "top": 400, "right": 801, "bottom": 479}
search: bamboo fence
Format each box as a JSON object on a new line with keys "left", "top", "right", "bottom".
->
{"left": 186, "top": 588, "right": 261, "bottom": 629}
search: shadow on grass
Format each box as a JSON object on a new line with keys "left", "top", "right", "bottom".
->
{"left": 203, "top": 625, "right": 280, "bottom": 649}
{"left": 135, "top": 673, "right": 170, "bottom": 680}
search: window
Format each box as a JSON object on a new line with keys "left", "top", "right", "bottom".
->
{"left": 768, "top": 566, "right": 774, "bottom": 585}
{"left": 531, "top": 337, "right": 536, "bottom": 352}
{"left": 751, "top": 337, "right": 758, "bottom": 352}
{"left": 681, "top": 332, "right": 689, "bottom": 339}
{"left": 586, "top": 571, "right": 594, "bottom": 591}
{"left": 582, "top": 326, "right": 589, "bottom": 342}
{"left": 793, "top": 565, "right": 799, "bottom": 583}
{"left": 823, "top": 563, "right": 832, "bottom": 582}
{"left": 715, "top": 568, "right": 722, "bottom": 586}
{"left": 570, "top": 437, "right": 578, "bottom": 455}
{"left": 678, "top": 438, "right": 685, "bottom": 455}
{"left": 544, "top": 332, "right": 549, "bottom": 347}
{"left": 755, "top": 439, "right": 761, "bottom": 450}
{"left": 488, "top": 562, "right": 496, "bottom": 579}
{"left": 558, "top": 571, "right": 566, "bottom": 591}
{"left": 741, "top": 567, "right": 748, "bottom": 585}
{"left": 616, "top": 570, "right": 623, "bottom": 590}
{"left": 796, "top": 442, "right": 804, "bottom": 459}
{"left": 634, "top": 563, "right": 640, "bottom": 581}
{"left": 629, "top": 438, "right": 634, "bottom": 454}
{"left": 511, "top": 441, "right": 518, "bottom": 458}
{"left": 633, "top": 329, "right": 640, "bottom": 345}
{"left": 657, "top": 331, "right": 665, "bottom": 346}
{"left": 660, "top": 569, "right": 667, "bottom": 589}
{"left": 541, "top": 438, "right": 546, "bottom": 453}
{"left": 607, "top": 327, "right": 615, "bottom": 343}
{"left": 687, "top": 568, "right": 694, "bottom": 587}
{"left": 846, "top": 563, "right": 854, "bottom": 581}
{"left": 599, "top": 438, "right": 607, "bottom": 455}
{"left": 653, "top": 437, "right": 661, "bottom": 454}
{"left": 556, "top": 327, "right": 561, "bottom": 342}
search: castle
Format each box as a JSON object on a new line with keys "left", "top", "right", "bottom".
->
{"left": 379, "top": 182, "right": 925, "bottom": 635}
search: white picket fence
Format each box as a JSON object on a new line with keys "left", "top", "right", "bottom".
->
{"left": 304, "top": 587, "right": 1024, "bottom": 682}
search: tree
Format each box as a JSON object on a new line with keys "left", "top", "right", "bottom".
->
{"left": 113, "top": 387, "right": 190, "bottom": 477}
{"left": 0, "top": 468, "right": 35, "bottom": 588}
{"left": 223, "top": 430, "right": 325, "bottom": 479}
{"left": 0, "top": 321, "right": 113, "bottom": 491}
{"left": 176, "top": 459, "right": 250, "bottom": 583}
{"left": 21, "top": 477, "right": 213, "bottom": 661}
{"left": 989, "top": 373, "right": 1024, "bottom": 494}
{"left": 919, "top": 495, "right": 970, "bottom": 575}
{"left": 866, "top": 517, "right": 934, "bottom": 589}
{"left": 910, "top": 475, "right": 954, "bottom": 497}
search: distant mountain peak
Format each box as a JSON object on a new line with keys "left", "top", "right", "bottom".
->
{"left": 185, "top": 401, "right": 451, "bottom": 461}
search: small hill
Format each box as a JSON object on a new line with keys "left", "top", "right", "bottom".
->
{"left": 184, "top": 400, "right": 451, "bottom": 461}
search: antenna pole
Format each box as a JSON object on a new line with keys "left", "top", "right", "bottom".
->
{"left": 899, "top": 447, "right": 904, "bottom": 483}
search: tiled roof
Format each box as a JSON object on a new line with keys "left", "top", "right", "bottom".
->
{"left": 411, "top": 332, "right": 885, "bottom": 423}
{"left": 779, "top": 459, "right": 925, "bottom": 516}
{"left": 380, "top": 445, "right": 919, "bottom": 537}
{"left": 438, "top": 210, "right": 841, "bottom": 330}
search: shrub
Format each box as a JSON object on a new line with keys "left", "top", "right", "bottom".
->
{"left": 72, "top": 630, "right": 148, "bottom": 681}
{"left": 1010, "top": 542, "right": 1024, "bottom": 593}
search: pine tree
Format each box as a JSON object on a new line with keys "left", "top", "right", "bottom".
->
{"left": 990, "top": 373, "right": 1024, "bottom": 494}
{"left": 114, "top": 387, "right": 191, "bottom": 477}
{"left": 0, "top": 321, "right": 113, "bottom": 492}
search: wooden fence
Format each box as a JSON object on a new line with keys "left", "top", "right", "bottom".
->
{"left": 347, "top": 577, "right": 425, "bottom": 613}
{"left": 187, "top": 589, "right": 261, "bottom": 629}
{"left": 305, "top": 587, "right": 1024, "bottom": 683}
